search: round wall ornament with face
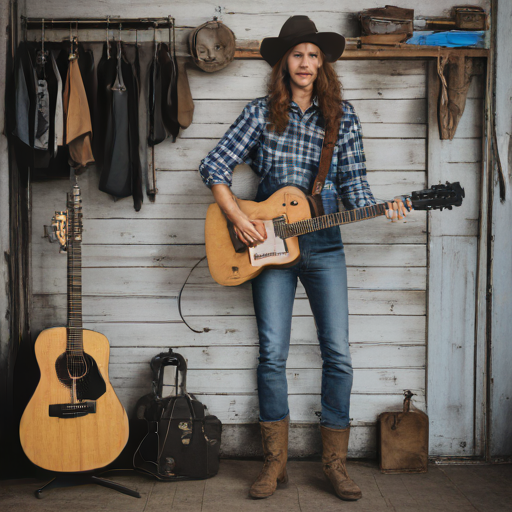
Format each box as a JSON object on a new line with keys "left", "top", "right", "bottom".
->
{"left": 189, "top": 20, "right": 236, "bottom": 73}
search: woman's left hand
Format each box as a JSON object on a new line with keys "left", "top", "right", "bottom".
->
{"left": 385, "top": 196, "right": 412, "bottom": 222}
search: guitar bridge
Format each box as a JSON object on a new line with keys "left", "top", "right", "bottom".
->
{"left": 49, "top": 401, "right": 96, "bottom": 418}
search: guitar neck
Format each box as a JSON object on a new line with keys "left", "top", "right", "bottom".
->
{"left": 67, "top": 186, "right": 83, "bottom": 355}
{"left": 276, "top": 202, "right": 389, "bottom": 239}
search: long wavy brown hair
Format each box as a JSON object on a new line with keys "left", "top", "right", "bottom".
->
{"left": 267, "top": 47, "right": 343, "bottom": 134}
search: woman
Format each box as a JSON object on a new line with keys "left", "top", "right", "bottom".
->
{"left": 199, "top": 16, "right": 409, "bottom": 501}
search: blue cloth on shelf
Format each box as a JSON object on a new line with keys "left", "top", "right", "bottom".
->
{"left": 406, "top": 30, "right": 486, "bottom": 48}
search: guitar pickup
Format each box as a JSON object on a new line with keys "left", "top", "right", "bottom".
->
{"left": 49, "top": 401, "right": 96, "bottom": 418}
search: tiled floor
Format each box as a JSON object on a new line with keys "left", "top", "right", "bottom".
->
{"left": 1, "top": 460, "right": 512, "bottom": 511}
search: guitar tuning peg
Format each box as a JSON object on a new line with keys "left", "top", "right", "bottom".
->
{"left": 43, "top": 224, "right": 58, "bottom": 242}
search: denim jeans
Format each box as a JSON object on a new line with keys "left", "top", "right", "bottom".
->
{"left": 251, "top": 226, "right": 353, "bottom": 429}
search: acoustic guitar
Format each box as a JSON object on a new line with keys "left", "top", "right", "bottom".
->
{"left": 19, "top": 184, "right": 129, "bottom": 473}
{"left": 205, "top": 182, "right": 464, "bottom": 286}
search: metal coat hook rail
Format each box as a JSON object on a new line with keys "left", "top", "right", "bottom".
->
{"left": 22, "top": 16, "right": 184, "bottom": 31}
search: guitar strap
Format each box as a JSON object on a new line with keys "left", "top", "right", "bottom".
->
{"left": 307, "top": 116, "right": 342, "bottom": 218}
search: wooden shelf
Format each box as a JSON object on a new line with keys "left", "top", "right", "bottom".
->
{"left": 235, "top": 40, "right": 490, "bottom": 60}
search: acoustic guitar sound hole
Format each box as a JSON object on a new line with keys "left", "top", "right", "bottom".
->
{"left": 55, "top": 352, "right": 107, "bottom": 400}
{"left": 67, "top": 354, "right": 88, "bottom": 379}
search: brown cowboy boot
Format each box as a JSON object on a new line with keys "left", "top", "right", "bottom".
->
{"left": 249, "top": 416, "right": 289, "bottom": 499}
{"left": 320, "top": 425, "right": 362, "bottom": 501}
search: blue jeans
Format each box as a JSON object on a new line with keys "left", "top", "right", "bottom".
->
{"left": 251, "top": 227, "right": 353, "bottom": 429}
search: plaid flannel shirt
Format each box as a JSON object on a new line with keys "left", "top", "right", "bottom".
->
{"left": 199, "top": 97, "right": 375, "bottom": 213}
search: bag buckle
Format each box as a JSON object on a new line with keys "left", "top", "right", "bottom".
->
{"left": 179, "top": 421, "right": 193, "bottom": 445}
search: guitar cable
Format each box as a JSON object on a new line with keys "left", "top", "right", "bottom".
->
{"left": 177, "top": 256, "right": 207, "bottom": 333}
{"left": 180, "top": 199, "right": 408, "bottom": 332}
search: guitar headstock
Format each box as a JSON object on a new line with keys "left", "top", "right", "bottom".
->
{"left": 44, "top": 211, "right": 68, "bottom": 252}
{"left": 410, "top": 182, "right": 465, "bottom": 211}
{"left": 43, "top": 184, "right": 83, "bottom": 252}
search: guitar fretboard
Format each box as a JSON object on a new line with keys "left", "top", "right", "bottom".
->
{"left": 274, "top": 203, "right": 388, "bottom": 239}
{"left": 67, "top": 187, "right": 83, "bottom": 356}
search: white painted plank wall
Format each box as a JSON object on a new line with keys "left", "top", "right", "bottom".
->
{"left": 30, "top": 59, "right": 428, "bottom": 456}
{"left": 427, "top": 65, "right": 484, "bottom": 457}
{"left": 0, "top": 0, "right": 13, "bottom": 446}
{"left": 490, "top": 0, "right": 512, "bottom": 459}
{"left": 24, "top": 0, "right": 490, "bottom": 48}
{"left": 26, "top": 0, "right": 486, "bottom": 456}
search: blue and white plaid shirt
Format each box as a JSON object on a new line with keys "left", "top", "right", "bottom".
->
{"left": 199, "top": 97, "right": 375, "bottom": 213}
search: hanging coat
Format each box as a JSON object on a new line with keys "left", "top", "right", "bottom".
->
{"left": 77, "top": 44, "right": 96, "bottom": 112}
{"left": 137, "top": 41, "right": 154, "bottom": 194}
{"left": 82, "top": 42, "right": 104, "bottom": 170}
{"left": 177, "top": 57, "right": 194, "bottom": 129}
{"left": 34, "top": 76, "right": 50, "bottom": 151}
{"left": 159, "top": 42, "right": 180, "bottom": 141}
{"left": 98, "top": 42, "right": 143, "bottom": 210}
{"left": 11, "top": 43, "right": 34, "bottom": 147}
{"left": 122, "top": 43, "right": 143, "bottom": 211}
{"left": 95, "top": 42, "right": 117, "bottom": 171}
{"left": 33, "top": 46, "right": 73, "bottom": 179}
{"left": 63, "top": 57, "right": 95, "bottom": 170}
{"left": 148, "top": 42, "right": 167, "bottom": 146}
{"left": 99, "top": 44, "right": 131, "bottom": 198}
{"left": 50, "top": 50, "right": 64, "bottom": 152}
{"left": 8, "top": 42, "right": 38, "bottom": 185}
{"left": 33, "top": 42, "right": 60, "bottom": 171}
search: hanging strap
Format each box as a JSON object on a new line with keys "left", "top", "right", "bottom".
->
{"left": 307, "top": 116, "right": 341, "bottom": 218}
{"left": 311, "top": 117, "right": 341, "bottom": 196}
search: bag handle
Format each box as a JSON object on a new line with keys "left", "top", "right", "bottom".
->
{"left": 150, "top": 349, "right": 188, "bottom": 398}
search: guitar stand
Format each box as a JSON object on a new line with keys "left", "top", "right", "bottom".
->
{"left": 35, "top": 473, "right": 141, "bottom": 499}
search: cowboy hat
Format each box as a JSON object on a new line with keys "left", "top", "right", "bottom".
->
{"left": 260, "top": 16, "right": 345, "bottom": 67}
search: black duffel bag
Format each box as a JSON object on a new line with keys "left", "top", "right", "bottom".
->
{"left": 133, "top": 349, "right": 222, "bottom": 480}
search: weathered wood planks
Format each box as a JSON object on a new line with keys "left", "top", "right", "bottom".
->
{"left": 26, "top": 35, "right": 444, "bottom": 456}
{"left": 109, "top": 344, "right": 425, "bottom": 369}
{"left": 25, "top": 0, "right": 491, "bottom": 42}
{"left": 426, "top": 62, "right": 484, "bottom": 457}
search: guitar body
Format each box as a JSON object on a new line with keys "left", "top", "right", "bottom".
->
{"left": 205, "top": 186, "right": 311, "bottom": 286}
{"left": 19, "top": 327, "right": 129, "bottom": 472}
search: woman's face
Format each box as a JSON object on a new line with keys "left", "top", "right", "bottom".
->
{"left": 286, "top": 43, "right": 323, "bottom": 92}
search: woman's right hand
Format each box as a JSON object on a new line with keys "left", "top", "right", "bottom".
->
{"left": 231, "top": 216, "right": 267, "bottom": 248}
{"left": 211, "top": 184, "right": 267, "bottom": 247}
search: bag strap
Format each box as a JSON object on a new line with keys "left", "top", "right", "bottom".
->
{"left": 310, "top": 116, "right": 341, "bottom": 196}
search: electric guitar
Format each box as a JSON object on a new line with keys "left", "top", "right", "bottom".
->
{"left": 19, "top": 183, "right": 129, "bottom": 472}
{"left": 205, "top": 182, "right": 464, "bottom": 286}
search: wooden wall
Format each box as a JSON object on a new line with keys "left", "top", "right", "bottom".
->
{"left": 0, "top": 0, "right": 11, "bottom": 391}
{"left": 26, "top": 0, "right": 489, "bottom": 457}
{"left": 490, "top": 0, "right": 512, "bottom": 460}
{"left": 0, "top": 0, "right": 14, "bottom": 470}
{"left": 427, "top": 68, "right": 485, "bottom": 457}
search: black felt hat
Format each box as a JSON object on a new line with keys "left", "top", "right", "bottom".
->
{"left": 260, "top": 16, "right": 346, "bottom": 67}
